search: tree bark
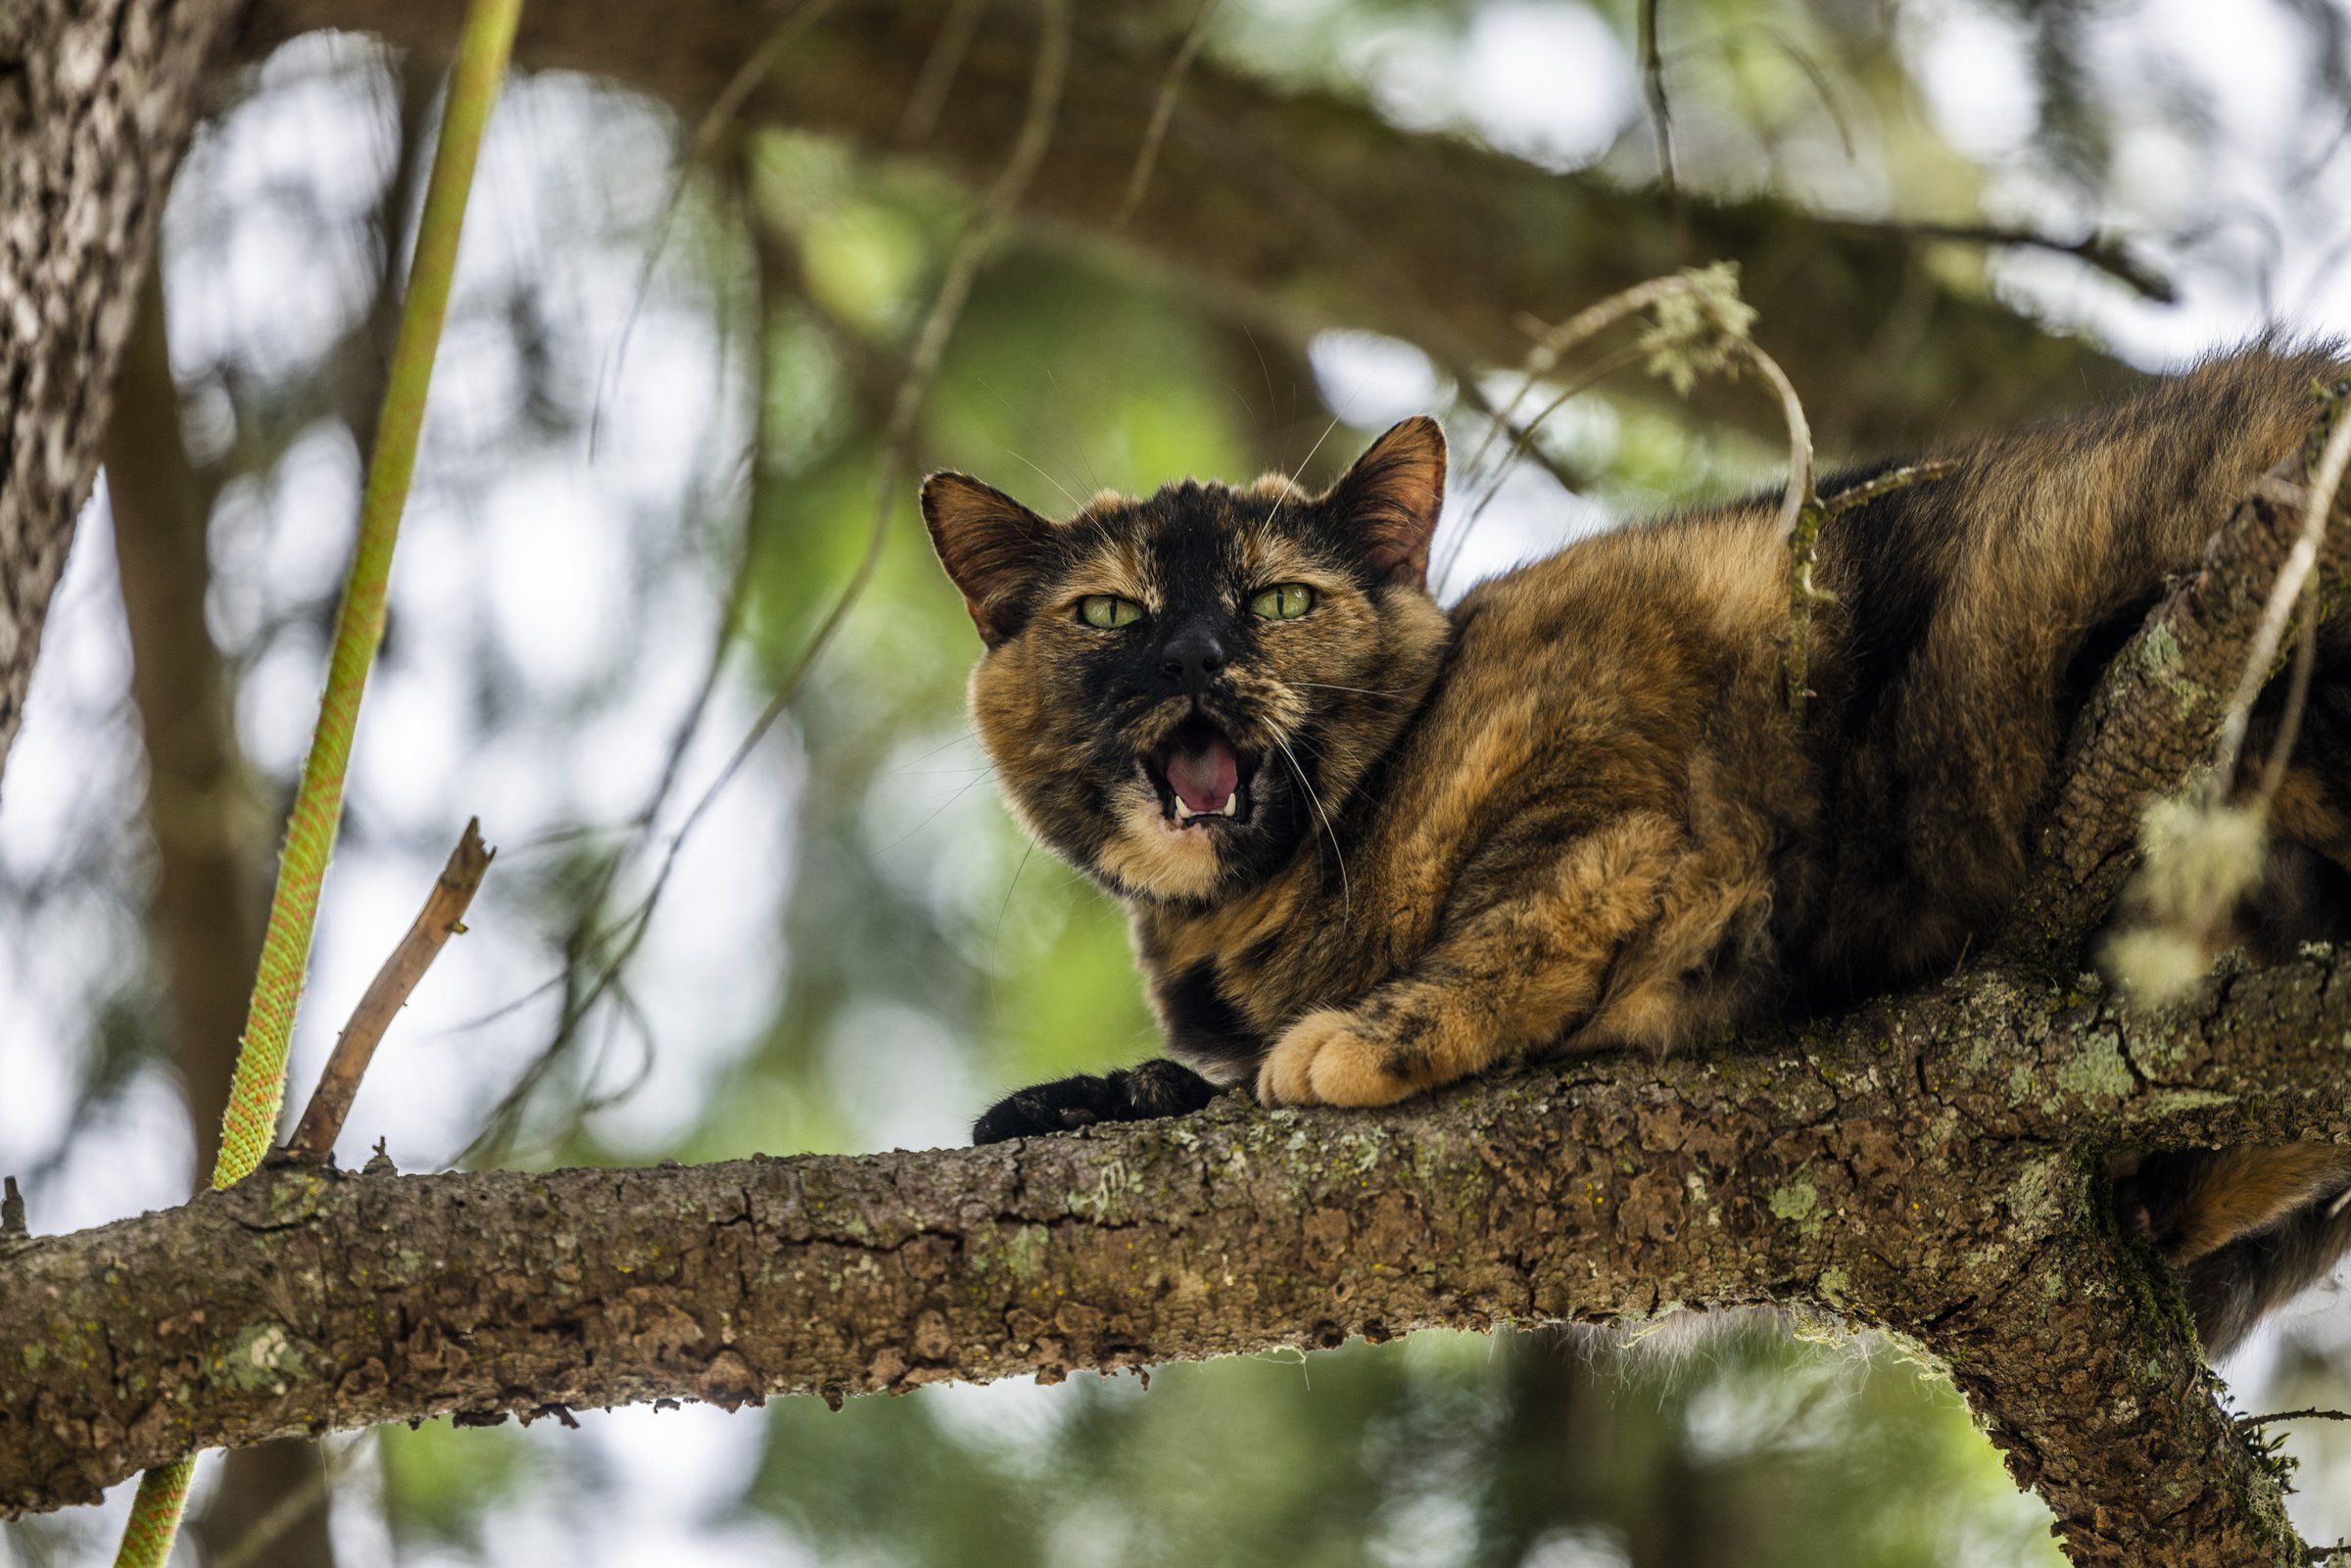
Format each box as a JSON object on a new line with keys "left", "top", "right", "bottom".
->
{"left": 0, "top": 0, "right": 245, "bottom": 789}
{"left": 231, "top": 0, "right": 2144, "bottom": 453}
{"left": 7, "top": 952, "right": 2346, "bottom": 1563}
{"left": 2003, "top": 446, "right": 2349, "bottom": 958}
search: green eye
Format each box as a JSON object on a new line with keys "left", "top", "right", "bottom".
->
{"left": 1079, "top": 594, "right": 1144, "bottom": 629}
{"left": 1249, "top": 583, "right": 1316, "bottom": 620}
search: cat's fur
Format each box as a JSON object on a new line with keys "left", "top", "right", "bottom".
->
{"left": 925, "top": 347, "right": 2351, "bottom": 1356}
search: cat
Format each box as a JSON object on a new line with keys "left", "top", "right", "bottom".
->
{"left": 924, "top": 346, "right": 2351, "bottom": 1356}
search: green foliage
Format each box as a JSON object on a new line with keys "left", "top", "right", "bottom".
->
{"left": 379, "top": 1421, "right": 534, "bottom": 1551}
{"left": 738, "top": 1326, "right": 2062, "bottom": 1568}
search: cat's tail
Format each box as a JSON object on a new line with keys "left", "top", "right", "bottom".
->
{"left": 2116, "top": 1145, "right": 2351, "bottom": 1358}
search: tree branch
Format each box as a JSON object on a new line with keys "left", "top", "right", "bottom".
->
{"left": 10, "top": 951, "right": 2351, "bottom": 1562}
{"left": 2004, "top": 396, "right": 2351, "bottom": 958}
{"left": 230, "top": 0, "right": 2144, "bottom": 451}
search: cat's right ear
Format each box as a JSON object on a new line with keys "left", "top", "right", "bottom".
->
{"left": 922, "top": 473, "right": 1055, "bottom": 646}
{"left": 1322, "top": 415, "right": 1446, "bottom": 591}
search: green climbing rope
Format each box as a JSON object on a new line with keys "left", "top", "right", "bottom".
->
{"left": 109, "top": 0, "right": 521, "bottom": 1561}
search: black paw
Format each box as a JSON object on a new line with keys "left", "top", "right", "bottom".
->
{"left": 971, "top": 1059, "right": 1220, "bottom": 1145}
{"left": 973, "top": 1075, "right": 1121, "bottom": 1143}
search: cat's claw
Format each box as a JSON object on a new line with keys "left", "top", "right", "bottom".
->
{"left": 1257, "top": 1010, "right": 1417, "bottom": 1108}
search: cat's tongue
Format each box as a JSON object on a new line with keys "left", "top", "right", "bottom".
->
{"left": 1165, "top": 732, "right": 1239, "bottom": 815}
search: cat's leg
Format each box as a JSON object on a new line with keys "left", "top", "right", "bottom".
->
{"left": 1257, "top": 814, "right": 1680, "bottom": 1107}
{"left": 972, "top": 1057, "right": 1221, "bottom": 1144}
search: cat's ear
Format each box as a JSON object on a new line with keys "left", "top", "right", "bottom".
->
{"left": 922, "top": 473, "right": 1055, "bottom": 645}
{"left": 1323, "top": 416, "right": 1446, "bottom": 590}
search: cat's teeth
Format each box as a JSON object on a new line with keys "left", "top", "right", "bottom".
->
{"left": 1219, "top": 794, "right": 1239, "bottom": 817}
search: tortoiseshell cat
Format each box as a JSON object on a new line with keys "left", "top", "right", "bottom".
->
{"left": 925, "top": 348, "right": 2351, "bottom": 1355}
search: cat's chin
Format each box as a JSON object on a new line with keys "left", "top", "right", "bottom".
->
{"left": 1092, "top": 777, "right": 1242, "bottom": 902}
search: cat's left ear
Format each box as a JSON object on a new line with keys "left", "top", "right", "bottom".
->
{"left": 922, "top": 472, "right": 1056, "bottom": 645}
{"left": 1323, "top": 416, "right": 1446, "bottom": 590}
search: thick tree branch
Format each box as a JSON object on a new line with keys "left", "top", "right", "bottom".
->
{"left": 231, "top": 0, "right": 2143, "bottom": 451}
{"left": 9, "top": 951, "right": 2350, "bottom": 1563}
{"left": 0, "top": 0, "right": 245, "bottom": 787}
{"left": 2005, "top": 412, "right": 2351, "bottom": 958}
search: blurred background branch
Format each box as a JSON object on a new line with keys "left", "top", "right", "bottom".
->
{"left": 237, "top": 0, "right": 2144, "bottom": 449}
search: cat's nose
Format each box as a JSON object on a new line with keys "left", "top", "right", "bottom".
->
{"left": 1158, "top": 623, "right": 1228, "bottom": 689}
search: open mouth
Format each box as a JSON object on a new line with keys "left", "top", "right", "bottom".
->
{"left": 1142, "top": 714, "right": 1261, "bottom": 830}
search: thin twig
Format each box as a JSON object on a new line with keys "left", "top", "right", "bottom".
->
{"left": 1767, "top": 457, "right": 1964, "bottom": 717}
{"left": 1661, "top": 24, "right": 1855, "bottom": 164}
{"left": 1442, "top": 342, "right": 1645, "bottom": 574}
{"left": 1826, "top": 217, "right": 2175, "bottom": 305}
{"left": 675, "top": 0, "right": 1070, "bottom": 850}
{"left": 1493, "top": 277, "right": 1696, "bottom": 454}
{"left": 1432, "top": 274, "right": 1703, "bottom": 588}
{"left": 2212, "top": 401, "right": 2351, "bottom": 794}
{"left": 2239, "top": 1407, "right": 2351, "bottom": 1426}
{"left": 2256, "top": 573, "right": 2323, "bottom": 807}
{"left": 1820, "top": 458, "right": 1958, "bottom": 518}
{"left": 210, "top": 1435, "right": 370, "bottom": 1568}
{"left": 899, "top": 0, "right": 990, "bottom": 143}
{"left": 1739, "top": 341, "right": 1813, "bottom": 546}
{"left": 462, "top": 0, "right": 1073, "bottom": 1162}
{"left": 284, "top": 820, "right": 493, "bottom": 1163}
{"left": 1638, "top": 0, "right": 1687, "bottom": 251}
{"left": 590, "top": 0, "right": 841, "bottom": 458}
{"left": 1735, "top": 341, "right": 1829, "bottom": 719}
{"left": 1117, "top": 0, "right": 1220, "bottom": 226}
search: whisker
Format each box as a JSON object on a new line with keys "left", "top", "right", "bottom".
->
{"left": 1291, "top": 682, "right": 1409, "bottom": 699}
{"left": 1272, "top": 732, "right": 1350, "bottom": 918}
{"left": 1039, "top": 364, "right": 1107, "bottom": 495}
{"left": 1271, "top": 408, "right": 1348, "bottom": 530}
{"left": 1243, "top": 325, "right": 1284, "bottom": 429}
{"left": 1000, "top": 445, "right": 1083, "bottom": 512}
{"left": 992, "top": 841, "right": 1038, "bottom": 962}
{"left": 872, "top": 774, "right": 989, "bottom": 854}
{"left": 880, "top": 727, "right": 984, "bottom": 777}
{"left": 978, "top": 380, "right": 1089, "bottom": 510}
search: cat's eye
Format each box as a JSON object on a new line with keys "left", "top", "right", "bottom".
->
{"left": 1078, "top": 594, "right": 1145, "bottom": 629}
{"left": 1249, "top": 583, "right": 1316, "bottom": 621}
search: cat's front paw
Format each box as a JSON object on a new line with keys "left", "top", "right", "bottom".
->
{"left": 1257, "top": 1010, "right": 1417, "bottom": 1108}
{"left": 972, "top": 1059, "right": 1220, "bottom": 1144}
{"left": 973, "top": 1074, "right": 1123, "bottom": 1143}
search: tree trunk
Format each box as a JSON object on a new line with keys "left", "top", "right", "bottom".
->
{"left": 0, "top": 0, "right": 245, "bottom": 788}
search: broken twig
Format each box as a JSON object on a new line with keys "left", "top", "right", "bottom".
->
{"left": 283, "top": 819, "right": 494, "bottom": 1163}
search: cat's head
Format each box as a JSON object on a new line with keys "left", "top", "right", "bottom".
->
{"left": 923, "top": 418, "right": 1453, "bottom": 903}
